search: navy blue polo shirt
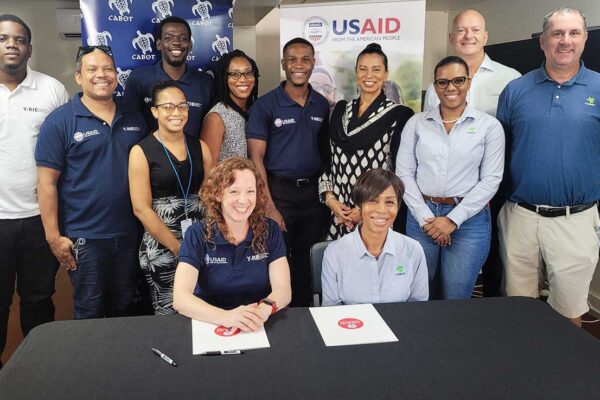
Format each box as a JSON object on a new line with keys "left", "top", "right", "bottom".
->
{"left": 122, "top": 62, "right": 214, "bottom": 138}
{"left": 35, "top": 93, "right": 146, "bottom": 238}
{"left": 247, "top": 82, "right": 329, "bottom": 178}
{"left": 179, "top": 218, "right": 287, "bottom": 310}
{"left": 497, "top": 63, "right": 600, "bottom": 206}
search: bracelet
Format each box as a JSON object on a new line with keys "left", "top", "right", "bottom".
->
{"left": 325, "top": 194, "right": 336, "bottom": 206}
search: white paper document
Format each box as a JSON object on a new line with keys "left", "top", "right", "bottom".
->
{"left": 191, "top": 319, "right": 271, "bottom": 355}
{"left": 309, "top": 304, "right": 398, "bottom": 347}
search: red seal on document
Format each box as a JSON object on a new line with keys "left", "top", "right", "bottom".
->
{"left": 214, "top": 326, "right": 241, "bottom": 337}
{"left": 338, "top": 318, "right": 364, "bottom": 330}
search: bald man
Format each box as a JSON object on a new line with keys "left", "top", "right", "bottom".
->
{"left": 423, "top": 9, "right": 520, "bottom": 298}
{"left": 423, "top": 9, "right": 520, "bottom": 117}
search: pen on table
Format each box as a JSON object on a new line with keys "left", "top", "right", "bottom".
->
{"left": 152, "top": 348, "right": 178, "bottom": 367}
{"left": 201, "top": 350, "right": 245, "bottom": 356}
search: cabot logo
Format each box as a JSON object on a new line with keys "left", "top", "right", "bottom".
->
{"left": 338, "top": 318, "right": 364, "bottom": 330}
{"left": 214, "top": 326, "right": 240, "bottom": 337}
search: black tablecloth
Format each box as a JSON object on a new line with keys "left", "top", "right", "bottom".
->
{"left": 1, "top": 297, "right": 599, "bottom": 399}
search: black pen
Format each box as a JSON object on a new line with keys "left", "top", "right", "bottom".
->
{"left": 152, "top": 348, "right": 178, "bottom": 367}
{"left": 200, "top": 350, "right": 244, "bottom": 356}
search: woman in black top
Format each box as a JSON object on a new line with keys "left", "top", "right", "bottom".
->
{"left": 129, "top": 81, "right": 213, "bottom": 315}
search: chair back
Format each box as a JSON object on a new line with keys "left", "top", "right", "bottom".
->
{"left": 309, "top": 241, "right": 331, "bottom": 307}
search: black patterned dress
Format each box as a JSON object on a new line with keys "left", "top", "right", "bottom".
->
{"left": 138, "top": 134, "right": 204, "bottom": 315}
{"left": 318, "top": 91, "right": 414, "bottom": 239}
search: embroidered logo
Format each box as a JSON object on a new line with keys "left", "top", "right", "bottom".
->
{"left": 122, "top": 126, "right": 141, "bottom": 132}
{"left": 274, "top": 118, "right": 296, "bottom": 127}
{"left": 466, "top": 126, "right": 477, "bottom": 134}
{"left": 207, "top": 256, "right": 228, "bottom": 265}
{"left": 73, "top": 130, "right": 100, "bottom": 142}
{"left": 311, "top": 116, "right": 324, "bottom": 123}
{"left": 247, "top": 253, "right": 269, "bottom": 262}
{"left": 394, "top": 265, "right": 406, "bottom": 276}
{"left": 585, "top": 96, "right": 596, "bottom": 107}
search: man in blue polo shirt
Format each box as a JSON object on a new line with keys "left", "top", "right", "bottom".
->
{"left": 247, "top": 37, "right": 329, "bottom": 307}
{"left": 497, "top": 7, "right": 600, "bottom": 326}
{"left": 35, "top": 46, "right": 146, "bottom": 319}
{"left": 123, "top": 16, "right": 214, "bottom": 138}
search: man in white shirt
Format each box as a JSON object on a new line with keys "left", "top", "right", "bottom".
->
{"left": 423, "top": 9, "right": 520, "bottom": 297}
{"left": 0, "top": 14, "right": 68, "bottom": 366}
{"left": 423, "top": 9, "right": 521, "bottom": 118}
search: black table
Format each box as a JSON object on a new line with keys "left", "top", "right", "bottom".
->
{"left": 1, "top": 297, "right": 599, "bottom": 400}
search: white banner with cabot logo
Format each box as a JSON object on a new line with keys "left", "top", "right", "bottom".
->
{"left": 280, "top": 0, "right": 425, "bottom": 113}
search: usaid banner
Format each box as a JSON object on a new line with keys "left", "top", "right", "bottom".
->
{"left": 80, "top": 0, "right": 233, "bottom": 95}
{"left": 280, "top": 0, "right": 425, "bottom": 112}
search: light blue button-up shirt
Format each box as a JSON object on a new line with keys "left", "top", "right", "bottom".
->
{"left": 321, "top": 228, "right": 429, "bottom": 306}
{"left": 396, "top": 104, "right": 505, "bottom": 228}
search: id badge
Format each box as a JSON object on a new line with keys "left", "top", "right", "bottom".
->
{"left": 181, "top": 219, "right": 193, "bottom": 238}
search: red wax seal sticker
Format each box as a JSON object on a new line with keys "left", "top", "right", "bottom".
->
{"left": 214, "top": 326, "right": 241, "bottom": 337}
{"left": 338, "top": 318, "right": 364, "bottom": 330}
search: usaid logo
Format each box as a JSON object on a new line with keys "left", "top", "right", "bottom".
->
{"left": 73, "top": 130, "right": 101, "bottom": 142}
{"left": 338, "top": 318, "right": 364, "bottom": 330}
{"left": 274, "top": 118, "right": 296, "bottom": 127}
{"left": 108, "top": 0, "right": 135, "bottom": 22}
{"left": 302, "top": 16, "right": 329, "bottom": 46}
{"left": 188, "top": 101, "right": 203, "bottom": 108}
{"left": 87, "top": 30, "right": 112, "bottom": 46}
{"left": 205, "top": 253, "right": 228, "bottom": 265}
{"left": 332, "top": 18, "right": 401, "bottom": 35}
{"left": 116, "top": 68, "right": 131, "bottom": 90}
{"left": 311, "top": 116, "right": 324, "bottom": 123}
{"left": 152, "top": 0, "right": 174, "bottom": 20}
{"left": 192, "top": 0, "right": 212, "bottom": 21}
{"left": 247, "top": 253, "right": 268, "bottom": 262}
{"left": 211, "top": 35, "right": 230, "bottom": 60}
{"left": 144, "top": 97, "right": 153, "bottom": 104}
{"left": 131, "top": 31, "right": 156, "bottom": 60}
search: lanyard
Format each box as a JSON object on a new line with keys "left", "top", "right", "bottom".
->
{"left": 156, "top": 132, "right": 193, "bottom": 218}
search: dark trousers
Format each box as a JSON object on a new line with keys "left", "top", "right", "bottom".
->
{"left": 68, "top": 236, "right": 139, "bottom": 319}
{"left": 0, "top": 216, "right": 59, "bottom": 364}
{"left": 481, "top": 201, "right": 503, "bottom": 297}
{"left": 269, "top": 175, "right": 326, "bottom": 307}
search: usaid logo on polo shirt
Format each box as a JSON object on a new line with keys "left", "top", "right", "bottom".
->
{"left": 73, "top": 130, "right": 101, "bottom": 142}
{"left": 273, "top": 118, "right": 296, "bottom": 127}
{"left": 204, "top": 253, "right": 228, "bottom": 265}
{"left": 311, "top": 116, "right": 324, "bottom": 123}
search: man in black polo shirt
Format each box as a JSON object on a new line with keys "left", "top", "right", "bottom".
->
{"left": 247, "top": 37, "right": 329, "bottom": 307}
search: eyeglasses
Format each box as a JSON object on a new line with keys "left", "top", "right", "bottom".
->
{"left": 76, "top": 46, "right": 113, "bottom": 63}
{"left": 161, "top": 34, "right": 190, "bottom": 44}
{"left": 433, "top": 76, "right": 470, "bottom": 89}
{"left": 227, "top": 70, "right": 256, "bottom": 80}
{"left": 154, "top": 102, "right": 190, "bottom": 113}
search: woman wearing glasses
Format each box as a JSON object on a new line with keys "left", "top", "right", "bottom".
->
{"left": 200, "top": 50, "right": 259, "bottom": 162}
{"left": 129, "top": 81, "right": 213, "bottom": 315}
{"left": 319, "top": 43, "right": 414, "bottom": 240}
{"left": 396, "top": 56, "right": 505, "bottom": 300}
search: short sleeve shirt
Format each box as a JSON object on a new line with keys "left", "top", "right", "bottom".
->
{"left": 123, "top": 62, "right": 214, "bottom": 138}
{"left": 35, "top": 94, "right": 146, "bottom": 238}
{"left": 179, "top": 218, "right": 287, "bottom": 310}
{"left": 247, "top": 82, "right": 329, "bottom": 178}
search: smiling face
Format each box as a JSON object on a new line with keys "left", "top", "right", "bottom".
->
{"left": 227, "top": 56, "right": 255, "bottom": 104}
{"left": 75, "top": 49, "right": 117, "bottom": 102}
{"left": 151, "top": 86, "right": 188, "bottom": 134}
{"left": 157, "top": 22, "right": 191, "bottom": 68}
{"left": 540, "top": 11, "right": 587, "bottom": 75}
{"left": 359, "top": 185, "right": 398, "bottom": 236}
{"left": 355, "top": 52, "right": 388, "bottom": 97}
{"left": 449, "top": 10, "right": 488, "bottom": 58}
{"left": 434, "top": 62, "right": 470, "bottom": 113}
{"left": 281, "top": 43, "right": 314, "bottom": 87}
{"left": 220, "top": 169, "right": 257, "bottom": 227}
{"left": 0, "top": 21, "right": 32, "bottom": 76}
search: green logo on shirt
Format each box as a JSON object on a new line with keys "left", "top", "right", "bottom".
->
{"left": 395, "top": 265, "right": 405, "bottom": 276}
{"left": 585, "top": 96, "right": 596, "bottom": 106}
{"left": 466, "top": 126, "right": 477, "bottom": 134}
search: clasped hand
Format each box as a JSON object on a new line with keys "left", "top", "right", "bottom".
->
{"left": 329, "top": 199, "right": 360, "bottom": 229}
{"left": 422, "top": 216, "right": 457, "bottom": 247}
{"left": 224, "top": 303, "right": 272, "bottom": 333}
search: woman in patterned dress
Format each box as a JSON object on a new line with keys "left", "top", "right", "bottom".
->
{"left": 129, "top": 81, "right": 213, "bottom": 315}
{"left": 200, "top": 49, "right": 259, "bottom": 162}
{"left": 319, "top": 43, "right": 414, "bottom": 240}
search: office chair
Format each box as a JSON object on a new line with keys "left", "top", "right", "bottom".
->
{"left": 309, "top": 241, "right": 331, "bottom": 307}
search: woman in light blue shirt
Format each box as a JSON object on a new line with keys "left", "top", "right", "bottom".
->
{"left": 321, "top": 169, "right": 429, "bottom": 306}
{"left": 396, "top": 56, "right": 505, "bottom": 300}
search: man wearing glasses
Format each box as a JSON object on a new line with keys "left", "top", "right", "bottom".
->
{"left": 423, "top": 9, "right": 521, "bottom": 298}
{"left": 35, "top": 45, "right": 146, "bottom": 319}
{"left": 123, "top": 16, "right": 214, "bottom": 139}
{"left": 0, "top": 14, "right": 68, "bottom": 367}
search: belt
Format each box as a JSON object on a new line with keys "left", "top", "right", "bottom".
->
{"left": 517, "top": 201, "right": 596, "bottom": 217}
{"left": 268, "top": 173, "right": 316, "bottom": 187}
{"left": 423, "top": 195, "right": 463, "bottom": 205}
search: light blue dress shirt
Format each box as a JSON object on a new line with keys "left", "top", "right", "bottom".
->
{"left": 321, "top": 228, "right": 429, "bottom": 306}
{"left": 396, "top": 104, "right": 505, "bottom": 228}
